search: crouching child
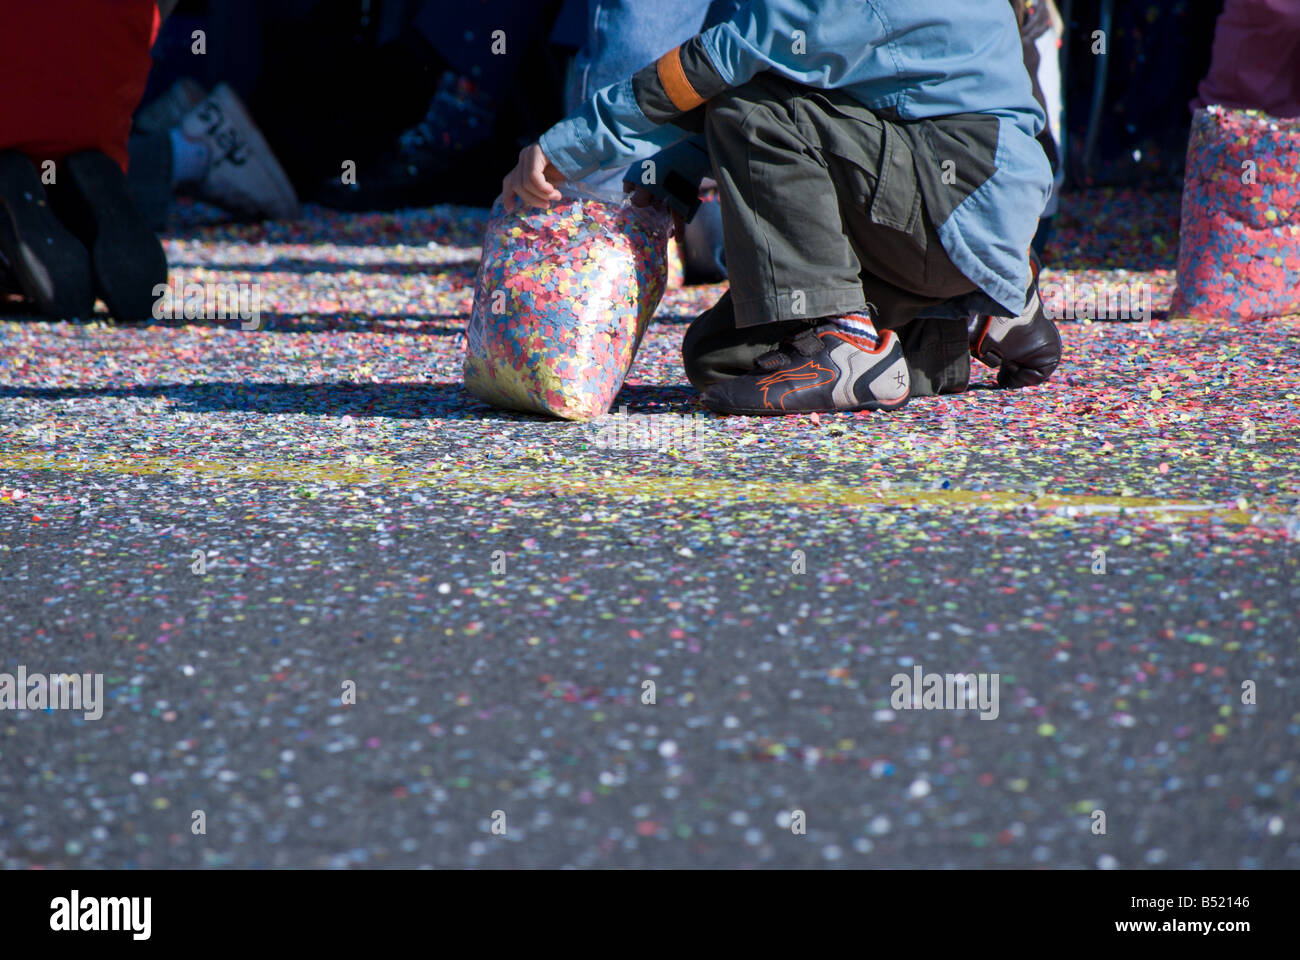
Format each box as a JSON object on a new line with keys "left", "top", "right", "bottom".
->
{"left": 501, "top": 0, "right": 1062, "bottom": 415}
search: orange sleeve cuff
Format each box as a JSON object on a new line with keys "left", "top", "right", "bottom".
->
{"left": 655, "top": 46, "right": 706, "bottom": 113}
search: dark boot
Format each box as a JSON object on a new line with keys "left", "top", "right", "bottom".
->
{"left": 48, "top": 151, "right": 168, "bottom": 321}
{"left": 0, "top": 151, "right": 94, "bottom": 318}
{"left": 968, "top": 250, "right": 1061, "bottom": 388}
{"left": 315, "top": 72, "right": 496, "bottom": 211}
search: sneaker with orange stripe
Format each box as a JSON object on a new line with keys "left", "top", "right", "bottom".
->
{"left": 699, "top": 319, "right": 910, "bottom": 416}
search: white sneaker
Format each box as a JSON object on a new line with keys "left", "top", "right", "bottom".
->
{"left": 134, "top": 77, "right": 208, "bottom": 136}
{"left": 179, "top": 83, "right": 300, "bottom": 221}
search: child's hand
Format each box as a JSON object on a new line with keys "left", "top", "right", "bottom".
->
{"left": 502, "top": 143, "right": 564, "bottom": 212}
{"left": 626, "top": 184, "right": 686, "bottom": 239}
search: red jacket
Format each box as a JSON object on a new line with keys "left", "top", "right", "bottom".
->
{"left": 0, "top": 0, "right": 159, "bottom": 171}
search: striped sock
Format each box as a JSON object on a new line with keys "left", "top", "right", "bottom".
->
{"left": 827, "top": 311, "right": 879, "bottom": 346}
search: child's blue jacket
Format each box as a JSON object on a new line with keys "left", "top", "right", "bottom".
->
{"left": 539, "top": 0, "right": 1053, "bottom": 317}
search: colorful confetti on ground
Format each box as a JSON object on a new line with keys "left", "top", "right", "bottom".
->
{"left": 0, "top": 189, "right": 1296, "bottom": 869}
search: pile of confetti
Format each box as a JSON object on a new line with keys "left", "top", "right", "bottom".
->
{"left": 1172, "top": 106, "right": 1300, "bottom": 320}
{"left": 464, "top": 189, "right": 668, "bottom": 420}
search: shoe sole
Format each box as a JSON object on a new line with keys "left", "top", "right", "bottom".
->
{"left": 0, "top": 152, "right": 93, "bottom": 318}
{"left": 700, "top": 394, "right": 909, "bottom": 416}
{"left": 58, "top": 151, "right": 169, "bottom": 321}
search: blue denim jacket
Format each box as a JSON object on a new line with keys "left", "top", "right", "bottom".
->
{"left": 540, "top": 0, "right": 1053, "bottom": 317}
{"left": 559, "top": 0, "right": 741, "bottom": 193}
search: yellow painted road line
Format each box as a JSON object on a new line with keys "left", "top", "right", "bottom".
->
{"left": 0, "top": 448, "right": 1264, "bottom": 524}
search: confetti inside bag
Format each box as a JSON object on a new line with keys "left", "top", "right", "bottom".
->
{"left": 464, "top": 184, "right": 670, "bottom": 420}
{"left": 1171, "top": 107, "right": 1300, "bottom": 320}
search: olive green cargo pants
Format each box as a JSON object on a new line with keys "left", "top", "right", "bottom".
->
{"left": 683, "top": 72, "right": 1004, "bottom": 397}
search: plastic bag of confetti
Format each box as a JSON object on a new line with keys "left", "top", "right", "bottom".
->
{"left": 463, "top": 183, "right": 670, "bottom": 420}
{"left": 1171, "top": 107, "right": 1300, "bottom": 321}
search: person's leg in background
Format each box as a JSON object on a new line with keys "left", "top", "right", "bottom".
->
{"left": 404, "top": 0, "right": 559, "bottom": 157}
{"left": 126, "top": 0, "right": 304, "bottom": 228}
{"left": 0, "top": 0, "right": 167, "bottom": 320}
{"left": 212, "top": 0, "right": 444, "bottom": 205}
{"left": 1015, "top": 0, "right": 1066, "bottom": 253}
{"left": 130, "top": 77, "right": 301, "bottom": 228}
{"left": 1195, "top": 0, "right": 1300, "bottom": 118}
{"left": 316, "top": 0, "right": 566, "bottom": 210}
